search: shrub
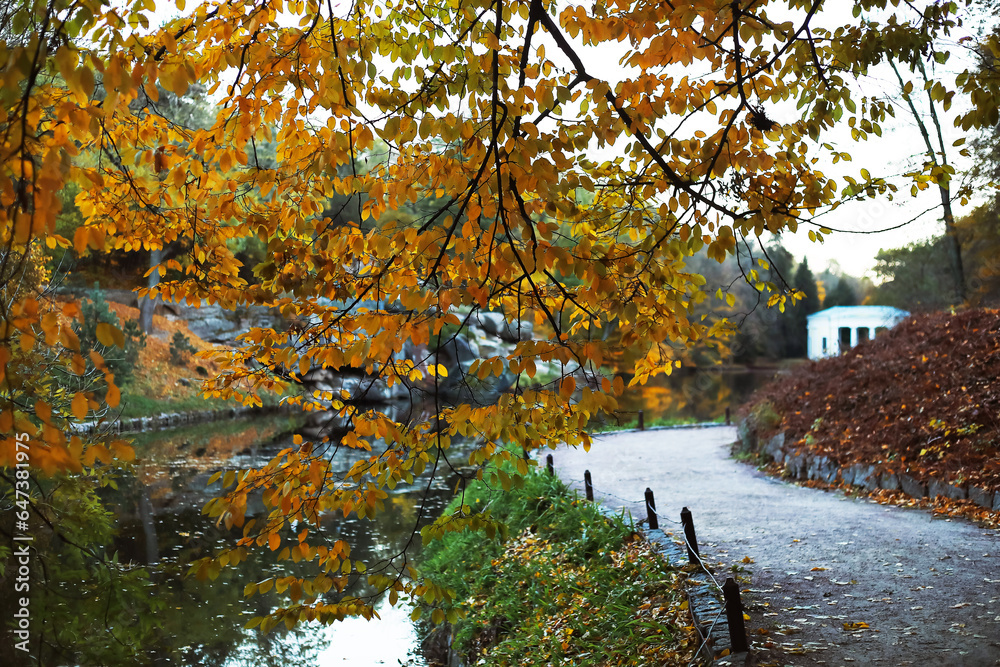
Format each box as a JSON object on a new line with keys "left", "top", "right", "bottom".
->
{"left": 749, "top": 399, "right": 781, "bottom": 432}
{"left": 169, "top": 331, "right": 197, "bottom": 366}
{"left": 418, "top": 470, "right": 693, "bottom": 664}
{"left": 75, "top": 287, "right": 146, "bottom": 387}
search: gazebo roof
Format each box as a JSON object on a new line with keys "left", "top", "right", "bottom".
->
{"left": 807, "top": 305, "right": 909, "bottom": 321}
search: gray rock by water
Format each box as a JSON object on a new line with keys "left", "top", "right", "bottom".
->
{"left": 499, "top": 319, "right": 533, "bottom": 343}
{"left": 472, "top": 312, "right": 506, "bottom": 337}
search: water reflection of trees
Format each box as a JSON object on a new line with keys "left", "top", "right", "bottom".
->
{"left": 608, "top": 369, "right": 773, "bottom": 425}
{"left": 105, "top": 414, "right": 458, "bottom": 665}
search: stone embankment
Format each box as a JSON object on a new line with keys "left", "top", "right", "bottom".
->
{"left": 736, "top": 419, "right": 1000, "bottom": 513}
{"left": 57, "top": 287, "right": 282, "bottom": 346}
{"left": 299, "top": 308, "right": 582, "bottom": 405}
{"left": 71, "top": 403, "right": 294, "bottom": 435}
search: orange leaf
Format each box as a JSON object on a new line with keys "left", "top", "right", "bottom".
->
{"left": 106, "top": 382, "right": 121, "bottom": 408}
{"left": 111, "top": 440, "right": 135, "bottom": 462}
{"left": 95, "top": 322, "right": 117, "bottom": 347}
{"left": 71, "top": 392, "right": 88, "bottom": 420}
{"left": 35, "top": 400, "right": 52, "bottom": 424}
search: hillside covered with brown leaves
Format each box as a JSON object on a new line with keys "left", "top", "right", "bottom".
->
{"left": 747, "top": 309, "right": 1000, "bottom": 491}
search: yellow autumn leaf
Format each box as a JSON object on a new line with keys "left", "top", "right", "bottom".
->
{"left": 111, "top": 440, "right": 136, "bottom": 462}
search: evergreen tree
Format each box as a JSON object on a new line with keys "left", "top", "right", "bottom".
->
{"left": 788, "top": 258, "right": 820, "bottom": 358}
{"left": 823, "top": 277, "right": 858, "bottom": 309}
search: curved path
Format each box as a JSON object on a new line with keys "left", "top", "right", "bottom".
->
{"left": 553, "top": 426, "right": 1000, "bottom": 666}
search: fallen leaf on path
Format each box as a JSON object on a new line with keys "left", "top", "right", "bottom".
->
{"left": 843, "top": 621, "right": 870, "bottom": 631}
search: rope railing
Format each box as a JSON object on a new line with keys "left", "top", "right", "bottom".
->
{"left": 566, "top": 475, "right": 722, "bottom": 589}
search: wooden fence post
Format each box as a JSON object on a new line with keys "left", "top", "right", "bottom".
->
{"left": 644, "top": 487, "right": 658, "bottom": 529}
{"left": 723, "top": 577, "right": 749, "bottom": 653}
{"left": 584, "top": 470, "right": 594, "bottom": 501}
{"left": 546, "top": 454, "right": 554, "bottom": 476}
{"left": 638, "top": 410, "right": 645, "bottom": 430}
{"left": 681, "top": 506, "right": 699, "bottom": 564}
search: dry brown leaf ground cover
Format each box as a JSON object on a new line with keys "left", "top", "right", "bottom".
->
{"left": 745, "top": 308, "right": 1000, "bottom": 523}
{"left": 88, "top": 301, "right": 227, "bottom": 414}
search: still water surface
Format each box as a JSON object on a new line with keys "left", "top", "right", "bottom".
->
{"left": 114, "top": 412, "right": 449, "bottom": 666}
{"left": 611, "top": 367, "right": 777, "bottom": 425}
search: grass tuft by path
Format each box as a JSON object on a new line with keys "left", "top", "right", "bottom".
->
{"left": 418, "top": 470, "right": 699, "bottom": 666}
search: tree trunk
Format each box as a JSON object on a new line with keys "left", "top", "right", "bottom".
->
{"left": 939, "top": 186, "right": 967, "bottom": 304}
{"left": 890, "top": 58, "right": 966, "bottom": 305}
{"left": 138, "top": 247, "right": 161, "bottom": 334}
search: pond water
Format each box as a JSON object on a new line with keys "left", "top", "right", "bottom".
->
{"left": 608, "top": 367, "right": 779, "bottom": 427}
{"left": 91, "top": 368, "right": 775, "bottom": 665}
{"left": 108, "top": 412, "right": 460, "bottom": 666}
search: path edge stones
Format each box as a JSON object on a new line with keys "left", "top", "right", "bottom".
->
{"left": 589, "top": 503, "right": 747, "bottom": 665}
{"left": 736, "top": 419, "right": 1000, "bottom": 513}
{"left": 69, "top": 402, "right": 296, "bottom": 435}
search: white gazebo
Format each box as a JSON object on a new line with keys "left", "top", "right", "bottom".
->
{"left": 806, "top": 306, "right": 909, "bottom": 359}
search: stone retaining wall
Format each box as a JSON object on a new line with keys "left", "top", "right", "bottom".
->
{"left": 736, "top": 419, "right": 1000, "bottom": 513}
{"left": 70, "top": 403, "right": 295, "bottom": 435}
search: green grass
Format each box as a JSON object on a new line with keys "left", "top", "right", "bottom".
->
{"left": 589, "top": 414, "right": 724, "bottom": 433}
{"left": 117, "top": 385, "right": 288, "bottom": 418}
{"left": 418, "top": 470, "right": 696, "bottom": 666}
{"left": 117, "top": 392, "right": 228, "bottom": 418}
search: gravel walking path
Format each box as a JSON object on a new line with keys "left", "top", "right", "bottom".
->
{"left": 552, "top": 426, "right": 1000, "bottom": 666}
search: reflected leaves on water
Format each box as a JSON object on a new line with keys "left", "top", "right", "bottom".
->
{"left": 600, "top": 369, "right": 775, "bottom": 427}
{"left": 103, "top": 411, "right": 459, "bottom": 666}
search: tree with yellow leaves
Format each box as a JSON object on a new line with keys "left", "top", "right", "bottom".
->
{"left": 3, "top": 0, "right": 997, "bottom": 637}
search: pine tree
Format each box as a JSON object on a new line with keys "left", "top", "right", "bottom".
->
{"left": 787, "top": 258, "right": 820, "bottom": 358}
{"left": 823, "top": 278, "right": 858, "bottom": 309}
